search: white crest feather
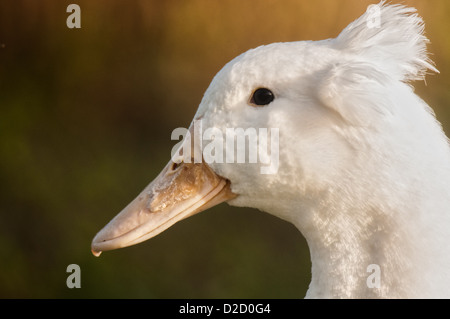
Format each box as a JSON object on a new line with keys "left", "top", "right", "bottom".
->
{"left": 334, "top": 1, "right": 438, "bottom": 82}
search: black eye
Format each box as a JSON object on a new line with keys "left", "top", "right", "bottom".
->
{"left": 250, "top": 88, "right": 274, "bottom": 106}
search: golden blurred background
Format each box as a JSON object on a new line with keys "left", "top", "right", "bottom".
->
{"left": 0, "top": 0, "right": 449, "bottom": 298}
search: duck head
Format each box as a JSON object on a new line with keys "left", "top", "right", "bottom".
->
{"left": 91, "top": 2, "right": 436, "bottom": 255}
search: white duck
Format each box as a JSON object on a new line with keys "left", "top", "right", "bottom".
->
{"left": 91, "top": 3, "right": 450, "bottom": 298}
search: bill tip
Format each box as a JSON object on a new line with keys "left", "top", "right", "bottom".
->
{"left": 91, "top": 249, "right": 102, "bottom": 257}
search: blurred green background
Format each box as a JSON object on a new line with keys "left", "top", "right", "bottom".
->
{"left": 0, "top": 0, "right": 449, "bottom": 298}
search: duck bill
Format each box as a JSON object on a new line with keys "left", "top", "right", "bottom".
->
{"left": 91, "top": 159, "right": 236, "bottom": 256}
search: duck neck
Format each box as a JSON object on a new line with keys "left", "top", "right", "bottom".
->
{"left": 302, "top": 209, "right": 409, "bottom": 298}
{"left": 292, "top": 193, "right": 444, "bottom": 298}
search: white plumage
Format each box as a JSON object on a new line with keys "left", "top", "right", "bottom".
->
{"left": 92, "top": 2, "right": 450, "bottom": 298}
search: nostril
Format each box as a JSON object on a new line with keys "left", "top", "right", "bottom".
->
{"left": 171, "top": 162, "right": 181, "bottom": 171}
